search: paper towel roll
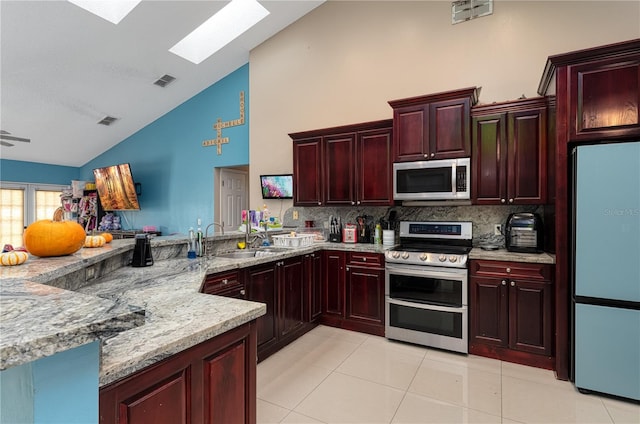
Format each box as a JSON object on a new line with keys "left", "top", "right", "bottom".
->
{"left": 382, "top": 230, "right": 395, "bottom": 245}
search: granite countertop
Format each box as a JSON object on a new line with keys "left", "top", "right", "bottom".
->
{"left": 0, "top": 233, "right": 554, "bottom": 386}
{"left": 469, "top": 247, "right": 556, "bottom": 264}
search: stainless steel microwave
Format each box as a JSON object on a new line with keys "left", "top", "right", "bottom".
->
{"left": 393, "top": 158, "right": 470, "bottom": 201}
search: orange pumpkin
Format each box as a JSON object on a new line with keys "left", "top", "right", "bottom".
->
{"left": 0, "top": 251, "right": 28, "bottom": 266}
{"left": 23, "top": 219, "right": 86, "bottom": 257}
{"left": 100, "top": 232, "right": 113, "bottom": 243}
{"left": 84, "top": 235, "right": 106, "bottom": 248}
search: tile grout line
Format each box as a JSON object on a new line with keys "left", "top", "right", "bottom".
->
{"left": 387, "top": 348, "right": 429, "bottom": 424}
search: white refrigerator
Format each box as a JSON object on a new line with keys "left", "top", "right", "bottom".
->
{"left": 572, "top": 141, "right": 640, "bottom": 401}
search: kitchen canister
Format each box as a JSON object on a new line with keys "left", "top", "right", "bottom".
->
{"left": 382, "top": 230, "right": 395, "bottom": 246}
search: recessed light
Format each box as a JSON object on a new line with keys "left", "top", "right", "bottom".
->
{"left": 68, "top": 0, "right": 141, "bottom": 25}
{"left": 169, "top": 0, "right": 270, "bottom": 65}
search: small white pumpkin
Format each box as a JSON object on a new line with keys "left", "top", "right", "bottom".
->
{"left": 84, "top": 235, "right": 106, "bottom": 248}
{"left": 0, "top": 250, "right": 29, "bottom": 266}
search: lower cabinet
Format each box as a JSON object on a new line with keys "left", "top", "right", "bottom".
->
{"left": 99, "top": 322, "right": 257, "bottom": 424}
{"left": 469, "top": 260, "right": 554, "bottom": 369}
{"left": 304, "top": 252, "right": 323, "bottom": 322}
{"left": 245, "top": 256, "right": 314, "bottom": 362}
{"left": 321, "top": 250, "right": 385, "bottom": 336}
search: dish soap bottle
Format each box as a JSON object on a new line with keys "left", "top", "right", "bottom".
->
{"left": 374, "top": 223, "right": 382, "bottom": 245}
{"left": 262, "top": 204, "right": 270, "bottom": 223}
{"left": 196, "top": 218, "right": 204, "bottom": 257}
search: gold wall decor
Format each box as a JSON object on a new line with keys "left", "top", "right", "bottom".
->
{"left": 202, "top": 91, "right": 245, "bottom": 155}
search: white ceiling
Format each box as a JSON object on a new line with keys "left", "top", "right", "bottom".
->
{"left": 0, "top": 0, "right": 323, "bottom": 167}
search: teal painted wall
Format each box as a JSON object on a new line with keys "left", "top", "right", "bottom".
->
{"left": 0, "top": 159, "right": 80, "bottom": 185}
{"left": 0, "top": 341, "right": 99, "bottom": 424}
{"left": 81, "top": 64, "right": 249, "bottom": 235}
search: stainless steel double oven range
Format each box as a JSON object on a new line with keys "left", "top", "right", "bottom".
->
{"left": 385, "top": 221, "right": 472, "bottom": 354}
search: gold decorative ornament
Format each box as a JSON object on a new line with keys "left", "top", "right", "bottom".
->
{"left": 203, "top": 91, "right": 245, "bottom": 155}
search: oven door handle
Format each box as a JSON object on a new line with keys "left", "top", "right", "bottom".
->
{"left": 385, "top": 263, "right": 467, "bottom": 279}
{"left": 387, "top": 297, "right": 467, "bottom": 313}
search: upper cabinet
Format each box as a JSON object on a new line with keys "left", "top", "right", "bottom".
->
{"left": 539, "top": 39, "right": 640, "bottom": 142}
{"left": 388, "top": 87, "right": 479, "bottom": 162}
{"left": 471, "top": 97, "right": 552, "bottom": 205}
{"left": 290, "top": 120, "right": 393, "bottom": 207}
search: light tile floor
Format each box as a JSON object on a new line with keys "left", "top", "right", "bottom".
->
{"left": 257, "top": 325, "right": 640, "bottom": 424}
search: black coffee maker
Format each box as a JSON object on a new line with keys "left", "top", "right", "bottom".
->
{"left": 131, "top": 233, "right": 154, "bottom": 267}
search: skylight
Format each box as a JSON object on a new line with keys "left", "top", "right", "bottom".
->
{"left": 169, "top": 0, "right": 270, "bottom": 65}
{"left": 68, "top": 0, "right": 141, "bottom": 24}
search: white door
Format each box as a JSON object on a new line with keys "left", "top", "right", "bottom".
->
{"left": 219, "top": 168, "right": 247, "bottom": 232}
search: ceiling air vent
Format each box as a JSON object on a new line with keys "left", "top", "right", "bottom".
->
{"left": 154, "top": 74, "right": 176, "bottom": 87}
{"left": 452, "top": 0, "right": 493, "bottom": 24}
{"left": 98, "top": 116, "right": 118, "bottom": 126}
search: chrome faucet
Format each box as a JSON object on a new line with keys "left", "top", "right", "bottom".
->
{"left": 203, "top": 222, "right": 224, "bottom": 255}
{"left": 245, "top": 221, "right": 266, "bottom": 248}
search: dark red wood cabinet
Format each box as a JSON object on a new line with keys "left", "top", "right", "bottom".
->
{"left": 304, "top": 252, "right": 323, "bottom": 322}
{"left": 292, "top": 137, "right": 323, "bottom": 206}
{"left": 388, "top": 87, "right": 479, "bottom": 162}
{"left": 538, "top": 39, "right": 640, "bottom": 380}
{"left": 469, "top": 260, "right": 554, "bottom": 369}
{"left": 99, "top": 322, "right": 257, "bottom": 424}
{"left": 244, "top": 257, "right": 310, "bottom": 362}
{"left": 471, "top": 97, "right": 550, "bottom": 205}
{"left": 321, "top": 250, "right": 385, "bottom": 336}
{"left": 290, "top": 120, "right": 393, "bottom": 207}
{"left": 201, "top": 270, "right": 245, "bottom": 299}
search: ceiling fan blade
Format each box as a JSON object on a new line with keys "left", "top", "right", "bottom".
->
{"left": 0, "top": 141, "right": 15, "bottom": 147}
{"left": 0, "top": 134, "right": 30, "bottom": 143}
{"left": 0, "top": 130, "right": 10, "bottom": 135}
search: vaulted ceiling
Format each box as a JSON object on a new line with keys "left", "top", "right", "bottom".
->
{"left": 0, "top": 0, "right": 323, "bottom": 167}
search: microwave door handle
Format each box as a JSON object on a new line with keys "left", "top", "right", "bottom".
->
{"left": 451, "top": 163, "right": 457, "bottom": 194}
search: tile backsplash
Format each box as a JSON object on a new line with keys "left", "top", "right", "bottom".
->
{"left": 281, "top": 204, "right": 545, "bottom": 247}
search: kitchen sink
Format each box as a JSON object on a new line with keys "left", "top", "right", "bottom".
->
{"left": 216, "top": 247, "right": 289, "bottom": 259}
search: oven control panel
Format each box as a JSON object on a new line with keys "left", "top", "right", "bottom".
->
{"left": 385, "top": 250, "right": 468, "bottom": 268}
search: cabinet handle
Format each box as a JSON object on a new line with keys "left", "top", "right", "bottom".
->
{"left": 506, "top": 267, "right": 511, "bottom": 273}
{"left": 363, "top": 257, "right": 367, "bottom": 262}
{"left": 222, "top": 279, "right": 228, "bottom": 285}
{"left": 510, "top": 281, "right": 515, "bottom": 287}
{"left": 430, "top": 153, "right": 435, "bottom": 158}
{"left": 501, "top": 199, "right": 506, "bottom": 203}
{"left": 240, "top": 289, "right": 246, "bottom": 295}
{"left": 501, "top": 280, "right": 507, "bottom": 286}
{"left": 357, "top": 201, "right": 361, "bottom": 205}
{"left": 346, "top": 266, "right": 350, "bottom": 271}
{"left": 351, "top": 201, "right": 355, "bottom": 205}
{"left": 509, "top": 198, "right": 514, "bottom": 203}
{"left": 424, "top": 154, "right": 429, "bottom": 158}
{"left": 318, "top": 201, "right": 322, "bottom": 206}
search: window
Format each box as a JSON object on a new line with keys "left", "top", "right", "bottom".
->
{"left": 0, "top": 182, "right": 67, "bottom": 247}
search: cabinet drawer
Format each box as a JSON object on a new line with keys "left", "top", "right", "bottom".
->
{"left": 348, "top": 252, "right": 383, "bottom": 267}
{"left": 470, "top": 260, "right": 552, "bottom": 281}
{"left": 202, "top": 271, "right": 243, "bottom": 295}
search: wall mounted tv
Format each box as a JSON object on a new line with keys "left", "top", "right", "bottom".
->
{"left": 260, "top": 174, "right": 293, "bottom": 199}
{"left": 93, "top": 163, "right": 141, "bottom": 211}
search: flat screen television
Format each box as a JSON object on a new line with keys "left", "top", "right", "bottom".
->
{"left": 93, "top": 163, "right": 141, "bottom": 210}
{"left": 260, "top": 174, "right": 293, "bottom": 199}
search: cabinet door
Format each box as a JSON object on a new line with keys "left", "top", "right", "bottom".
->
{"left": 569, "top": 55, "right": 640, "bottom": 141}
{"left": 472, "top": 113, "right": 507, "bottom": 204}
{"left": 203, "top": 341, "right": 247, "bottom": 424}
{"left": 279, "top": 257, "right": 305, "bottom": 338}
{"left": 345, "top": 264, "right": 385, "bottom": 326}
{"left": 393, "top": 104, "right": 429, "bottom": 162}
{"left": 324, "top": 133, "right": 355, "bottom": 205}
{"left": 507, "top": 108, "right": 547, "bottom": 204}
{"left": 509, "top": 279, "right": 553, "bottom": 356}
{"left": 304, "top": 252, "right": 322, "bottom": 322}
{"left": 430, "top": 97, "right": 471, "bottom": 159}
{"left": 246, "top": 265, "right": 278, "bottom": 351}
{"left": 356, "top": 127, "right": 393, "bottom": 206}
{"left": 323, "top": 251, "right": 345, "bottom": 317}
{"left": 469, "top": 276, "right": 508, "bottom": 347}
{"left": 293, "top": 138, "right": 323, "bottom": 206}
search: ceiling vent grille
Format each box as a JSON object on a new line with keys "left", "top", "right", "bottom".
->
{"left": 154, "top": 74, "right": 176, "bottom": 87}
{"left": 452, "top": 0, "right": 493, "bottom": 24}
{"left": 98, "top": 116, "right": 118, "bottom": 126}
